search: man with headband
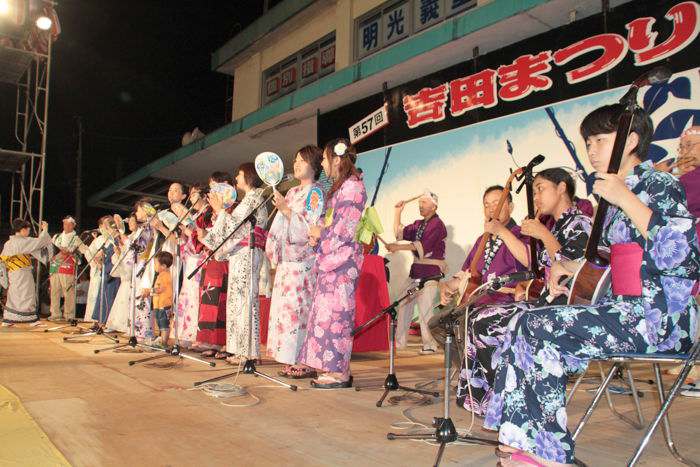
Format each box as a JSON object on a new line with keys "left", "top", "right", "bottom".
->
{"left": 49, "top": 216, "right": 81, "bottom": 321}
{"left": 387, "top": 189, "right": 446, "bottom": 355}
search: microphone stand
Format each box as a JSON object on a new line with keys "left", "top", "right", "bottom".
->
{"left": 63, "top": 239, "right": 120, "bottom": 344}
{"left": 135, "top": 199, "right": 194, "bottom": 279}
{"left": 93, "top": 226, "right": 166, "bottom": 356}
{"left": 129, "top": 201, "right": 216, "bottom": 367}
{"left": 193, "top": 190, "right": 295, "bottom": 390}
{"left": 353, "top": 279, "right": 441, "bottom": 406}
{"left": 387, "top": 285, "right": 499, "bottom": 467}
{"left": 128, "top": 212, "right": 214, "bottom": 368}
{"left": 187, "top": 188, "right": 274, "bottom": 281}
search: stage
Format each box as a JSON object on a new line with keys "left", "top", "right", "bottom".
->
{"left": 1, "top": 322, "right": 699, "bottom": 466}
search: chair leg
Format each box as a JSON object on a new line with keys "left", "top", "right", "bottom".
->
{"left": 572, "top": 362, "right": 620, "bottom": 441}
{"left": 566, "top": 371, "right": 586, "bottom": 406}
{"left": 628, "top": 363, "right": 698, "bottom": 467}
{"left": 626, "top": 367, "right": 646, "bottom": 428}
{"left": 602, "top": 363, "right": 646, "bottom": 430}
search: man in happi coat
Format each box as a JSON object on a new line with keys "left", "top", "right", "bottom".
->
{"left": 49, "top": 216, "right": 81, "bottom": 321}
{"left": 436, "top": 185, "right": 528, "bottom": 371}
{"left": 387, "top": 189, "right": 447, "bottom": 355}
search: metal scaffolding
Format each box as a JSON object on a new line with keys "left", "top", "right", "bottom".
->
{"left": 0, "top": 30, "right": 52, "bottom": 231}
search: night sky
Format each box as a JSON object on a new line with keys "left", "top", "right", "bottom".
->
{"left": 1, "top": 0, "right": 269, "bottom": 232}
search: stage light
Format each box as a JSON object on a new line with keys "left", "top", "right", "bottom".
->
{"left": 0, "top": 0, "right": 11, "bottom": 16}
{"left": 36, "top": 15, "right": 51, "bottom": 30}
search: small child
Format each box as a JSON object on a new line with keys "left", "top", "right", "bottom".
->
{"left": 142, "top": 251, "right": 173, "bottom": 347}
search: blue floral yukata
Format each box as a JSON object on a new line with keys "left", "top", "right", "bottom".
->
{"left": 483, "top": 161, "right": 700, "bottom": 464}
{"left": 457, "top": 206, "right": 592, "bottom": 415}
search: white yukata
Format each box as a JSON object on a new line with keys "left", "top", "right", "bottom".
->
{"left": 81, "top": 235, "right": 106, "bottom": 322}
{"left": 202, "top": 189, "right": 267, "bottom": 359}
{"left": 106, "top": 236, "right": 134, "bottom": 333}
{"left": 1, "top": 231, "right": 52, "bottom": 323}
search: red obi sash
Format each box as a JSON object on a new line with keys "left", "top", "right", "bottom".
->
{"left": 610, "top": 243, "right": 643, "bottom": 296}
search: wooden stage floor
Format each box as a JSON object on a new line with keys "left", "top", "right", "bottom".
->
{"left": 1, "top": 321, "right": 699, "bottom": 466}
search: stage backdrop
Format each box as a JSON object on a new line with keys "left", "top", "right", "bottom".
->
{"left": 356, "top": 68, "right": 700, "bottom": 297}
{"left": 315, "top": 0, "right": 700, "bottom": 297}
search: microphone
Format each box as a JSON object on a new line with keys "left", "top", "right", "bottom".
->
{"left": 417, "top": 273, "right": 444, "bottom": 287}
{"left": 490, "top": 271, "right": 536, "bottom": 290}
{"left": 619, "top": 66, "right": 672, "bottom": 104}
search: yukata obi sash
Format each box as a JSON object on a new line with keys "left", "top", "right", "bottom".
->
{"left": 1, "top": 254, "right": 32, "bottom": 272}
{"left": 610, "top": 242, "right": 643, "bottom": 296}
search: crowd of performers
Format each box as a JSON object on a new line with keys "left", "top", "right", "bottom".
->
{"left": 2, "top": 104, "right": 700, "bottom": 466}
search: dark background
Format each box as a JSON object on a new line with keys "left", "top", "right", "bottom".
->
{"left": 1, "top": 0, "right": 279, "bottom": 232}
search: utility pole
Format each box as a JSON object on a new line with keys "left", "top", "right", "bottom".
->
{"left": 75, "top": 116, "right": 83, "bottom": 226}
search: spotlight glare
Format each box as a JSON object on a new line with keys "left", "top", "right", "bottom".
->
{"left": 0, "top": 0, "right": 11, "bottom": 17}
{"left": 36, "top": 15, "right": 52, "bottom": 30}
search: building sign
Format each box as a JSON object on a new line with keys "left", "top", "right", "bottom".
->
{"left": 322, "top": 0, "right": 700, "bottom": 155}
{"left": 280, "top": 60, "right": 298, "bottom": 92}
{"left": 356, "top": 0, "right": 477, "bottom": 60}
{"left": 300, "top": 48, "right": 319, "bottom": 87}
{"left": 265, "top": 73, "right": 280, "bottom": 100}
{"left": 319, "top": 39, "right": 335, "bottom": 76}
{"left": 383, "top": 1, "right": 410, "bottom": 46}
{"left": 301, "top": 54, "right": 318, "bottom": 79}
{"left": 262, "top": 33, "right": 335, "bottom": 105}
{"left": 401, "top": 1, "right": 699, "bottom": 128}
{"left": 358, "top": 13, "right": 382, "bottom": 58}
{"left": 348, "top": 104, "right": 390, "bottom": 144}
{"left": 414, "top": 0, "right": 444, "bottom": 33}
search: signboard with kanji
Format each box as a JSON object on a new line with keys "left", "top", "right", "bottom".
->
{"left": 383, "top": 1, "right": 410, "bottom": 46}
{"left": 321, "top": 0, "right": 700, "bottom": 155}
{"left": 319, "top": 40, "right": 335, "bottom": 76}
{"left": 358, "top": 13, "right": 382, "bottom": 59}
{"left": 265, "top": 72, "right": 281, "bottom": 103}
{"left": 413, "top": 0, "right": 444, "bottom": 33}
{"left": 300, "top": 49, "right": 320, "bottom": 87}
{"left": 348, "top": 104, "right": 390, "bottom": 145}
{"left": 280, "top": 60, "right": 298, "bottom": 92}
{"left": 262, "top": 34, "right": 335, "bottom": 104}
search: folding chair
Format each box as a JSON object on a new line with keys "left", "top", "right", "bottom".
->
{"left": 571, "top": 340, "right": 700, "bottom": 466}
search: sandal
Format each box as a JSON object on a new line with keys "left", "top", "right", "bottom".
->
{"left": 200, "top": 349, "right": 217, "bottom": 358}
{"left": 495, "top": 446, "right": 515, "bottom": 459}
{"left": 277, "top": 365, "right": 292, "bottom": 377}
{"left": 215, "top": 351, "right": 232, "bottom": 359}
{"left": 310, "top": 375, "right": 353, "bottom": 389}
{"left": 287, "top": 366, "right": 318, "bottom": 379}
